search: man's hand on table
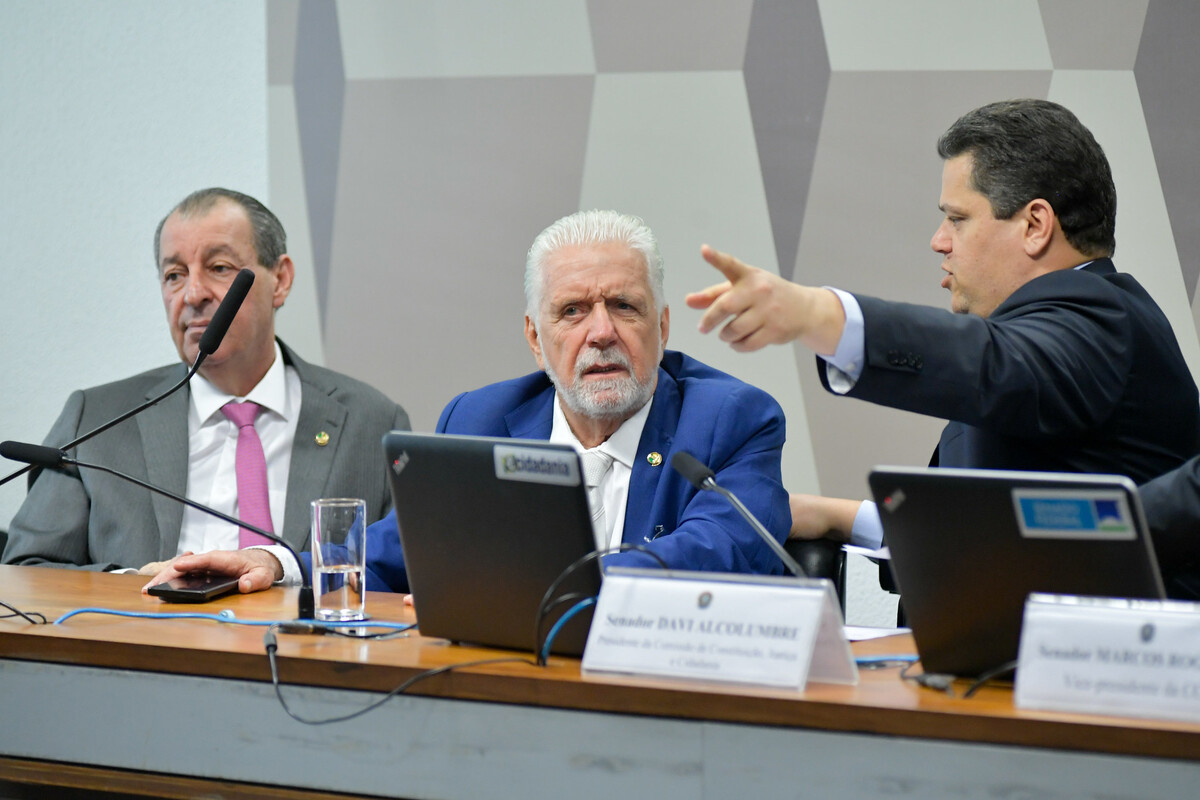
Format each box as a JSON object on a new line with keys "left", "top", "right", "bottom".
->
{"left": 141, "top": 549, "right": 283, "bottom": 595}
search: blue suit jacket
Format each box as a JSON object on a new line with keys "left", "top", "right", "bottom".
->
{"left": 360, "top": 350, "right": 790, "bottom": 592}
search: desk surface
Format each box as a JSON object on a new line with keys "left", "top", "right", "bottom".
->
{"left": 2, "top": 564, "right": 1198, "bottom": 765}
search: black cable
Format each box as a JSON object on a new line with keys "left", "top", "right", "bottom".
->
{"left": 263, "top": 626, "right": 530, "bottom": 725}
{"left": 326, "top": 627, "right": 411, "bottom": 641}
{"left": 539, "top": 591, "right": 596, "bottom": 620}
{"left": 533, "top": 543, "right": 669, "bottom": 665}
{"left": 962, "top": 660, "right": 1018, "bottom": 698}
{"left": 0, "top": 599, "right": 48, "bottom": 625}
{"left": 272, "top": 619, "right": 413, "bottom": 640}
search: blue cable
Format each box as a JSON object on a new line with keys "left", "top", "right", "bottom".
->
{"left": 53, "top": 607, "right": 414, "bottom": 632}
{"left": 540, "top": 596, "right": 597, "bottom": 663}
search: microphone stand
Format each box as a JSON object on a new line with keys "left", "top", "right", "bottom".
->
{"left": 7, "top": 446, "right": 315, "bottom": 620}
{"left": 0, "top": 268, "right": 257, "bottom": 489}
{"left": 670, "top": 450, "right": 808, "bottom": 578}
{"left": 702, "top": 478, "right": 807, "bottom": 578}
{"left": 0, "top": 358, "right": 205, "bottom": 489}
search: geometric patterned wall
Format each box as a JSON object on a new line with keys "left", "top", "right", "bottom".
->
{"left": 269, "top": 0, "right": 1200, "bottom": 623}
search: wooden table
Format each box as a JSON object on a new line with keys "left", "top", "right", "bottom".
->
{"left": 1, "top": 565, "right": 1197, "bottom": 799}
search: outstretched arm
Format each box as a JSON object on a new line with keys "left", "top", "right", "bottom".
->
{"left": 687, "top": 245, "right": 845, "bottom": 355}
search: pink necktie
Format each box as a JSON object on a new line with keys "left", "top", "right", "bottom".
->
{"left": 220, "top": 401, "right": 275, "bottom": 547}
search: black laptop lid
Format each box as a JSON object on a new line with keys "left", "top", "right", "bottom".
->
{"left": 868, "top": 467, "right": 1165, "bottom": 678}
{"left": 382, "top": 431, "right": 601, "bottom": 656}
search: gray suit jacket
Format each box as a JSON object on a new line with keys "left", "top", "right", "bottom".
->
{"left": 2, "top": 341, "right": 409, "bottom": 570}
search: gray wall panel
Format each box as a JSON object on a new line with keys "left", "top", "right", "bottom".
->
{"left": 588, "top": 0, "right": 754, "bottom": 72}
{"left": 1135, "top": 0, "right": 1200, "bottom": 300}
{"left": 1040, "top": 0, "right": 1148, "bottom": 69}
{"left": 294, "top": 0, "right": 345, "bottom": 324}
{"left": 744, "top": 0, "right": 829, "bottom": 283}
{"left": 323, "top": 77, "right": 594, "bottom": 431}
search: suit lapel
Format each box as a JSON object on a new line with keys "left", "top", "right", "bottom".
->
{"left": 282, "top": 346, "right": 348, "bottom": 550}
{"left": 137, "top": 368, "right": 190, "bottom": 560}
{"left": 624, "top": 367, "right": 676, "bottom": 543}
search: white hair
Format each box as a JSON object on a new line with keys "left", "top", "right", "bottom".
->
{"left": 524, "top": 209, "right": 664, "bottom": 321}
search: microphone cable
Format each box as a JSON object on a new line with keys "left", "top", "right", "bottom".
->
{"left": 533, "top": 543, "right": 669, "bottom": 666}
{"left": 0, "top": 599, "right": 48, "bottom": 625}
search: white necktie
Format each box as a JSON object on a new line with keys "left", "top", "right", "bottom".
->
{"left": 581, "top": 449, "right": 614, "bottom": 551}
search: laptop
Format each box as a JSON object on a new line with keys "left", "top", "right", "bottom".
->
{"left": 382, "top": 431, "right": 602, "bottom": 656}
{"left": 868, "top": 466, "right": 1165, "bottom": 678}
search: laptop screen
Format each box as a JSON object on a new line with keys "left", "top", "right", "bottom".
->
{"left": 382, "top": 431, "right": 602, "bottom": 656}
{"left": 868, "top": 466, "right": 1165, "bottom": 678}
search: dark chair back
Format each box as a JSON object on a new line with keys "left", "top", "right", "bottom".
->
{"left": 783, "top": 538, "right": 846, "bottom": 612}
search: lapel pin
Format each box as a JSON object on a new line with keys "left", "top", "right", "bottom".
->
{"left": 315, "top": 431, "right": 330, "bottom": 447}
{"left": 647, "top": 452, "right": 662, "bottom": 467}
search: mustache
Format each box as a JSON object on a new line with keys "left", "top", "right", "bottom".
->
{"left": 574, "top": 347, "right": 632, "bottom": 378}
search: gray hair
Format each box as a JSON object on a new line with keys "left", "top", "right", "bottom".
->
{"left": 154, "top": 187, "right": 288, "bottom": 269}
{"left": 524, "top": 210, "right": 665, "bottom": 320}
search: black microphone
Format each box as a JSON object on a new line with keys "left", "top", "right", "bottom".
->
{"left": 0, "top": 269, "right": 256, "bottom": 488}
{"left": 198, "top": 268, "right": 254, "bottom": 356}
{"left": 0, "top": 441, "right": 68, "bottom": 469}
{"left": 1, "top": 439, "right": 315, "bottom": 620}
{"left": 671, "top": 451, "right": 807, "bottom": 578}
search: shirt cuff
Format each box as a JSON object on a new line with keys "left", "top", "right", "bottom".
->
{"left": 820, "top": 287, "right": 865, "bottom": 394}
{"left": 250, "top": 544, "right": 301, "bottom": 586}
{"left": 848, "top": 500, "right": 884, "bottom": 550}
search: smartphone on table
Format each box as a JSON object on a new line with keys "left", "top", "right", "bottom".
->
{"left": 147, "top": 573, "right": 240, "bottom": 603}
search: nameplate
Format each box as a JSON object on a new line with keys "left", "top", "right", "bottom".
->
{"left": 1015, "top": 593, "right": 1200, "bottom": 722}
{"left": 581, "top": 568, "right": 857, "bottom": 689}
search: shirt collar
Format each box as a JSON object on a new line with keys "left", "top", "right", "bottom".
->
{"left": 191, "top": 341, "right": 290, "bottom": 425}
{"left": 549, "top": 391, "right": 653, "bottom": 469}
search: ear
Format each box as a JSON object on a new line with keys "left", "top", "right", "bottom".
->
{"left": 1021, "top": 199, "right": 1056, "bottom": 258}
{"left": 524, "top": 315, "right": 545, "bottom": 370}
{"left": 270, "top": 255, "right": 296, "bottom": 309}
{"left": 659, "top": 304, "right": 670, "bottom": 349}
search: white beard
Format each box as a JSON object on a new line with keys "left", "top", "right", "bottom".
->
{"left": 544, "top": 345, "right": 656, "bottom": 420}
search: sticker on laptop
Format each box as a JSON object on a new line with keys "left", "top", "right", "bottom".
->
{"left": 1011, "top": 488, "right": 1136, "bottom": 540}
{"left": 493, "top": 444, "right": 581, "bottom": 486}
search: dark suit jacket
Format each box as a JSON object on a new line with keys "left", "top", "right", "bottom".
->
{"left": 360, "top": 350, "right": 791, "bottom": 592}
{"left": 2, "top": 341, "right": 409, "bottom": 570}
{"left": 821, "top": 260, "right": 1200, "bottom": 597}
{"left": 1139, "top": 458, "right": 1200, "bottom": 599}
{"left": 826, "top": 260, "right": 1199, "bottom": 480}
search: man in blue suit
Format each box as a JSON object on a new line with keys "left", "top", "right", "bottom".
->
{"left": 150, "top": 210, "right": 791, "bottom": 595}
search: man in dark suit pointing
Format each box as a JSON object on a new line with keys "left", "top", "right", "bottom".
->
{"left": 688, "top": 99, "right": 1200, "bottom": 595}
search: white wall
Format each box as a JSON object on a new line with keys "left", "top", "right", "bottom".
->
{"left": 0, "top": 1, "right": 269, "bottom": 528}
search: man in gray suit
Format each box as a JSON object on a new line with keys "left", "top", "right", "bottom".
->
{"left": 2, "top": 188, "right": 409, "bottom": 573}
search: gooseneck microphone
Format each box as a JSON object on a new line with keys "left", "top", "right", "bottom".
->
{"left": 0, "top": 439, "right": 315, "bottom": 620}
{"left": 671, "top": 451, "right": 807, "bottom": 578}
{"left": 196, "top": 268, "right": 255, "bottom": 357}
{"left": 0, "top": 269, "right": 257, "bottom": 488}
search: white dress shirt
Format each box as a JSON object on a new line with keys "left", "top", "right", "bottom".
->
{"left": 178, "top": 341, "right": 301, "bottom": 555}
{"left": 550, "top": 393, "right": 653, "bottom": 553}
